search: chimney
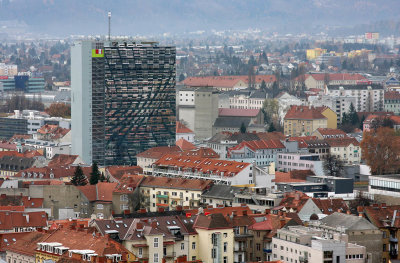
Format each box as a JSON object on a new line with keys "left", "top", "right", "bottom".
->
{"left": 136, "top": 223, "right": 143, "bottom": 230}
{"left": 232, "top": 210, "right": 237, "bottom": 217}
{"left": 294, "top": 193, "right": 300, "bottom": 201}
{"left": 241, "top": 203, "right": 247, "bottom": 208}
{"left": 25, "top": 214, "right": 29, "bottom": 223}
{"left": 278, "top": 211, "right": 283, "bottom": 216}
{"left": 242, "top": 210, "right": 248, "bottom": 216}
{"left": 265, "top": 209, "right": 270, "bottom": 215}
{"left": 151, "top": 221, "right": 157, "bottom": 228}
{"left": 381, "top": 203, "right": 387, "bottom": 209}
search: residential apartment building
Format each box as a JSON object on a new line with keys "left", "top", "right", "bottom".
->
{"left": 226, "top": 89, "right": 267, "bottom": 109}
{"left": 284, "top": 106, "right": 337, "bottom": 137}
{"left": 313, "top": 128, "right": 347, "bottom": 140}
{"left": 326, "top": 137, "right": 360, "bottom": 165}
{"left": 152, "top": 154, "right": 273, "bottom": 187}
{"left": 384, "top": 91, "right": 400, "bottom": 115}
{"left": 139, "top": 176, "right": 213, "bottom": 212}
{"left": 227, "top": 139, "right": 285, "bottom": 167}
{"left": 308, "top": 94, "right": 357, "bottom": 123}
{"left": 0, "top": 63, "right": 17, "bottom": 76}
{"left": 176, "top": 121, "right": 195, "bottom": 143}
{"left": 177, "top": 87, "right": 219, "bottom": 139}
{"left": 0, "top": 75, "right": 45, "bottom": 93}
{"left": 272, "top": 226, "right": 366, "bottom": 263}
{"left": 325, "top": 84, "right": 384, "bottom": 112}
{"left": 276, "top": 92, "right": 304, "bottom": 125}
{"left": 71, "top": 40, "right": 176, "bottom": 165}
{"left": 300, "top": 73, "right": 367, "bottom": 90}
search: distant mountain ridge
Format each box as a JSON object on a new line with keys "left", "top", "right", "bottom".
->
{"left": 0, "top": 0, "right": 399, "bottom": 36}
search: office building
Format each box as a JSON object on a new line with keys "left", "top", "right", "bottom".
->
{"left": 72, "top": 40, "right": 176, "bottom": 165}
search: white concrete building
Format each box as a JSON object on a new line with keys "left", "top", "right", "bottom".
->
{"left": 276, "top": 92, "right": 304, "bottom": 125}
{"left": 272, "top": 226, "right": 366, "bottom": 263}
{"left": 276, "top": 153, "right": 324, "bottom": 176}
{"left": 326, "top": 138, "right": 361, "bottom": 165}
{"left": 369, "top": 175, "right": 400, "bottom": 197}
{"left": 308, "top": 95, "right": 357, "bottom": 123}
{"left": 325, "top": 85, "right": 384, "bottom": 112}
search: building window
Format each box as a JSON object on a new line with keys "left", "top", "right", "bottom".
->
{"left": 192, "top": 242, "right": 196, "bottom": 249}
{"left": 96, "top": 204, "right": 103, "bottom": 210}
{"left": 138, "top": 248, "right": 143, "bottom": 257}
{"left": 181, "top": 243, "right": 184, "bottom": 250}
{"left": 223, "top": 256, "right": 227, "bottom": 263}
{"left": 224, "top": 242, "right": 227, "bottom": 252}
{"left": 211, "top": 248, "right": 217, "bottom": 258}
{"left": 154, "top": 253, "right": 159, "bottom": 263}
{"left": 154, "top": 237, "right": 159, "bottom": 248}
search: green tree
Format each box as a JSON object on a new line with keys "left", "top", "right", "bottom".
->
{"left": 240, "top": 122, "right": 247, "bottom": 133}
{"left": 178, "top": 73, "right": 185, "bottom": 82}
{"left": 349, "top": 103, "right": 359, "bottom": 125}
{"left": 71, "top": 166, "right": 87, "bottom": 186}
{"left": 260, "top": 80, "right": 267, "bottom": 92}
{"left": 323, "top": 153, "right": 344, "bottom": 177}
{"left": 268, "top": 123, "right": 276, "bottom": 132}
{"left": 89, "top": 162, "right": 100, "bottom": 185}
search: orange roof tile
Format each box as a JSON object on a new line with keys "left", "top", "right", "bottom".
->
{"left": 176, "top": 121, "right": 193, "bottom": 134}
{"left": 77, "top": 182, "right": 118, "bottom": 202}
{"left": 183, "top": 75, "right": 276, "bottom": 88}
{"left": 316, "top": 128, "right": 347, "bottom": 136}
{"left": 136, "top": 146, "right": 182, "bottom": 159}
{"left": 219, "top": 108, "right": 260, "bottom": 117}
{"left": 312, "top": 198, "right": 349, "bottom": 215}
{"left": 106, "top": 166, "right": 143, "bottom": 181}
{"left": 176, "top": 138, "right": 197, "bottom": 151}
{"left": 325, "top": 137, "right": 360, "bottom": 147}
{"left": 48, "top": 154, "right": 81, "bottom": 167}
{"left": 179, "top": 147, "right": 219, "bottom": 159}
{"left": 284, "top": 106, "right": 327, "bottom": 120}
{"left": 141, "top": 176, "right": 213, "bottom": 191}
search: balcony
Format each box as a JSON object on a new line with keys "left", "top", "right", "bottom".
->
{"left": 390, "top": 249, "right": 398, "bottom": 258}
{"left": 234, "top": 246, "right": 246, "bottom": 252}
{"left": 156, "top": 194, "right": 169, "bottom": 199}
{"left": 263, "top": 249, "right": 272, "bottom": 253}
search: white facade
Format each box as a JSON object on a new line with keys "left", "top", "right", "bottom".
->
{"left": 276, "top": 153, "right": 324, "bottom": 176}
{"left": 325, "top": 86, "right": 384, "bottom": 112}
{"left": 330, "top": 143, "right": 360, "bottom": 165}
{"left": 369, "top": 175, "right": 400, "bottom": 197}
{"left": 45, "top": 144, "right": 71, "bottom": 159}
{"left": 308, "top": 95, "right": 357, "bottom": 123}
{"left": 176, "top": 132, "right": 195, "bottom": 143}
{"left": 272, "top": 226, "right": 366, "bottom": 263}
{"left": 229, "top": 94, "right": 265, "bottom": 109}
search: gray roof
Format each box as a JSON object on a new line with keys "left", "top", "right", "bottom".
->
{"left": 213, "top": 117, "right": 250, "bottom": 128}
{"left": 320, "top": 212, "right": 378, "bottom": 231}
{"left": 202, "top": 185, "right": 241, "bottom": 200}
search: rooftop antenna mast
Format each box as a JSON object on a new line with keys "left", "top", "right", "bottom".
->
{"left": 108, "top": 11, "right": 111, "bottom": 41}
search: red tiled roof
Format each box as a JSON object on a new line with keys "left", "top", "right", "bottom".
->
{"left": 312, "top": 198, "right": 349, "bottom": 215}
{"left": 179, "top": 147, "right": 219, "bottom": 159}
{"left": 0, "top": 206, "right": 24, "bottom": 211}
{"left": 308, "top": 73, "right": 367, "bottom": 81}
{"left": 114, "top": 174, "right": 145, "bottom": 193}
{"left": 105, "top": 166, "right": 143, "bottom": 181}
{"left": 48, "top": 218, "right": 91, "bottom": 230}
{"left": 219, "top": 108, "right": 260, "bottom": 117}
{"left": 363, "top": 205, "right": 400, "bottom": 228}
{"left": 316, "top": 128, "right": 347, "bottom": 136}
{"left": 0, "top": 151, "right": 24, "bottom": 158}
{"left": 288, "top": 136, "right": 318, "bottom": 148}
{"left": 0, "top": 211, "right": 47, "bottom": 230}
{"left": 176, "top": 121, "right": 193, "bottom": 134}
{"left": 77, "top": 182, "right": 118, "bottom": 202}
{"left": 325, "top": 137, "right": 360, "bottom": 147}
{"left": 155, "top": 154, "right": 250, "bottom": 177}
{"left": 0, "top": 141, "right": 17, "bottom": 150}
{"left": 37, "top": 124, "right": 70, "bottom": 140}
{"left": 229, "top": 139, "right": 285, "bottom": 153}
{"left": 186, "top": 205, "right": 252, "bottom": 217}
{"left": 15, "top": 166, "right": 92, "bottom": 180}
{"left": 6, "top": 227, "right": 130, "bottom": 258}
{"left": 141, "top": 176, "right": 213, "bottom": 191}
{"left": 279, "top": 192, "right": 311, "bottom": 212}
{"left": 385, "top": 91, "right": 400, "bottom": 100}
{"left": 176, "top": 138, "right": 197, "bottom": 151}
{"left": 48, "top": 154, "right": 81, "bottom": 167}
{"left": 284, "top": 106, "right": 327, "bottom": 120}
{"left": 136, "top": 146, "right": 182, "bottom": 159}
{"left": 183, "top": 75, "right": 276, "bottom": 87}
{"left": 193, "top": 213, "right": 232, "bottom": 230}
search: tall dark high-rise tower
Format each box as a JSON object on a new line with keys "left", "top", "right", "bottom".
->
{"left": 72, "top": 41, "right": 176, "bottom": 165}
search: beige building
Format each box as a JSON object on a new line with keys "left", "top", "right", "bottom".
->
{"left": 326, "top": 138, "right": 361, "bottom": 165}
{"left": 284, "top": 106, "right": 337, "bottom": 137}
{"left": 300, "top": 73, "right": 367, "bottom": 90}
{"left": 0, "top": 63, "right": 18, "bottom": 76}
{"left": 193, "top": 213, "right": 234, "bottom": 263}
{"left": 272, "top": 226, "right": 366, "bottom": 263}
{"left": 140, "top": 176, "right": 213, "bottom": 212}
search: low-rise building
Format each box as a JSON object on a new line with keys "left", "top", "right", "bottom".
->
{"left": 139, "top": 176, "right": 213, "bottom": 212}
{"left": 272, "top": 226, "right": 366, "bottom": 263}
{"left": 326, "top": 137, "right": 361, "bottom": 165}
{"left": 176, "top": 121, "right": 195, "bottom": 143}
{"left": 276, "top": 152, "right": 323, "bottom": 176}
{"left": 384, "top": 91, "right": 400, "bottom": 114}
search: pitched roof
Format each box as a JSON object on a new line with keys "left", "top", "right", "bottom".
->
{"left": 48, "top": 154, "right": 80, "bottom": 167}
{"left": 141, "top": 176, "right": 213, "bottom": 191}
{"left": 309, "top": 73, "right": 367, "bottom": 81}
{"left": 228, "top": 139, "right": 285, "bottom": 153}
{"left": 279, "top": 192, "right": 311, "bottom": 212}
{"left": 179, "top": 147, "right": 219, "bottom": 159}
{"left": 135, "top": 146, "right": 182, "bottom": 159}
{"left": 183, "top": 75, "right": 276, "bottom": 88}
{"left": 15, "top": 166, "right": 92, "bottom": 180}
{"left": 105, "top": 166, "right": 143, "bottom": 181}
{"left": 194, "top": 213, "right": 232, "bottom": 230}
{"left": 218, "top": 108, "right": 260, "bottom": 117}
{"left": 325, "top": 137, "right": 360, "bottom": 147}
{"left": 363, "top": 205, "right": 400, "bottom": 228}
{"left": 37, "top": 124, "right": 70, "bottom": 140}
{"left": 316, "top": 128, "right": 347, "bottom": 137}
{"left": 312, "top": 198, "right": 349, "bottom": 215}
{"left": 77, "top": 182, "right": 118, "bottom": 202}
{"left": 320, "top": 212, "right": 378, "bottom": 231}
{"left": 176, "top": 138, "right": 197, "bottom": 151}
{"left": 201, "top": 185, "right": 241, "bottom": 200}
{"left": 176, "top": 121, "right": 193, "bottom": 134}
{"left": 274, "top": 171, "right": 306, "bottom": 183}
{"left": 0, "top": 211, "right": 47, "bottom": 230}
{"left": 155, "top": 154, "right": 250, "bottom": 177}
{"left": 6, "top": 227, "right": 130, "bottom": 258}
{"left": 284, "top": 105, "right": 327, "bottom": 120}
{"left": 113, "top": 174, "right": 145, "bottom": 194}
